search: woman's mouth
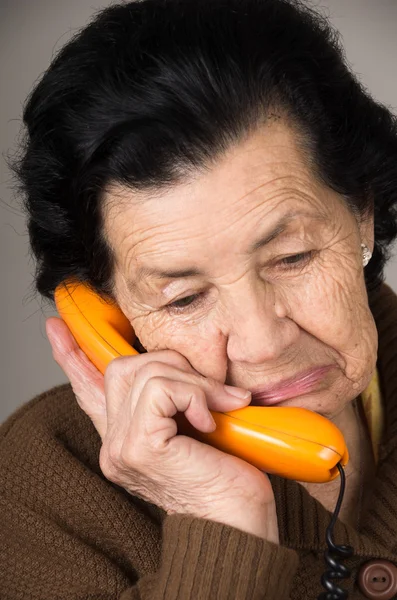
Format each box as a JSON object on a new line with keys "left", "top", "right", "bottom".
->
{"left": 249, "top": 365, "right": 334, "bottom": 406}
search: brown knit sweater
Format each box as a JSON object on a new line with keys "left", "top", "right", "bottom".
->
{"left": 1, "top": 283, "right": 397, "bottom": 600}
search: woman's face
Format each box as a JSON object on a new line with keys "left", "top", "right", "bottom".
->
{"left": 103, "top": 120, "right": 377, "bottom": 419}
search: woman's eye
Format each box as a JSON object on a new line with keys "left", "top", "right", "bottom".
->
{"left": 164, "top": 253, "right": 313, "bottom": 313}
{"left": 278, "top": 251, "right": 313, "bottom": 269}
{"left": 166, "top": 294, "right": 200, "bottom": 311}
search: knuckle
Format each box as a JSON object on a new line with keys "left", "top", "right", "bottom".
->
{"left": 204, "top": 376, "right": 225, "bottom": 397}
{"left": 99, "top": 445, "right": 117, "bottom": 480}
{"left": 136, "top": 361, "right": 166, "bottom": 381}
{"left": 104, "top": 356, "right": 127, "bottom": 379}
{"left": 119, "top": 439, "right": 142, "bottom": 470}
{"left": 197, "top": 388, "right": 208, "bottom": 406}
{"left": 100, "top": 437, "right": 145, "bottom": 484}
{"left": 143, "top": 374, "right": 166, "bottom": 393}
{"left": 179, "top": 383, "right": 207, "bottom": 410}
{"left": 103, "top": 362, "right": 118, "bottom": 386}
{"left": 188, "top": 386, "right": 206, "bottom": 405}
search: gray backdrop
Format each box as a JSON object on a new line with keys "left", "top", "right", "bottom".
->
{"left": 1, "top": 0, "right": 396, "bottom": 424}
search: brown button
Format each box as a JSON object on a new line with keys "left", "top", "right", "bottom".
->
{"left": 357, "top": 560, "right": 397, "bottom": 599}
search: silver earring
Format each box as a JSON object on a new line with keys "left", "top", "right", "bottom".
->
{"left": 361, "top": 243, "right": 372, "bottom": 267}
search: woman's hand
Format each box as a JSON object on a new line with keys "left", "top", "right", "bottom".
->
{"left": 46, "top": 317, "right": 279, "bottom": 543}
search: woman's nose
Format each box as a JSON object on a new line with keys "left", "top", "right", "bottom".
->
{"left": 225, "top": 289, "right": 298, "bottom": 364}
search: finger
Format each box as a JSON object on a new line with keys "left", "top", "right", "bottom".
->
{"left": 103, "top": 350, "right": 195, "bottom": 424}
{"left": 131, "top": 377, "right": 217, "bottom": 453}
{"left": 104, "top": 349, "right": 194, "bottom": 393}
{"left": 129, "top": 361, "right": 251, "bottom": 416}
{"left": 46, "top": 317, "right": 107, "bottom": 439}
{"left": 104, "top": 359, "right": 251, "bottom": 431}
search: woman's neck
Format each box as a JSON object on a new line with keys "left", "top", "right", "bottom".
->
{"left": 300, "top": 398, "right": 376, "bottom": 528}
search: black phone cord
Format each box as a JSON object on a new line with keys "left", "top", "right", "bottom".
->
{"left": 317, "top": 463, "right": 353, "bottom": 600}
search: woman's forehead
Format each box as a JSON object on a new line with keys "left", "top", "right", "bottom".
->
{"left": 103, "top": 121, "right": 335, "bottom": 251}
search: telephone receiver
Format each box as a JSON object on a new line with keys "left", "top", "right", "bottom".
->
{"left": 54, "top": 280, "right": 349, "bottom": 483}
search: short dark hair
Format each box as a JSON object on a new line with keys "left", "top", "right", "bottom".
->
{"left": 10, "top": 0, "right": 397, "bottom": 300}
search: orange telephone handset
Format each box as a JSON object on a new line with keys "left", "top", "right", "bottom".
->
{"left": 54, "top": 280, "right": 349, "bottom": 483}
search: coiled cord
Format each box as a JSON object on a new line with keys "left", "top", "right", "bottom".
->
{"left": 317, "top": 463, "right": 353, "bottom": 600}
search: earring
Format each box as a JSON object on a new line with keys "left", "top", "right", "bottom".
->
{"left": 361, "top": 243, "right": 372, "bottom": 267}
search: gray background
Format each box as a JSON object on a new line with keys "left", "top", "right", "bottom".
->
{"left": 1, "top": 0, "right": 396, "bottom": 424}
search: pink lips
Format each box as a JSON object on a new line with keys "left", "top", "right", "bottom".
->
{"left": 250, "top": 365, "right": 334, "bottom": 406}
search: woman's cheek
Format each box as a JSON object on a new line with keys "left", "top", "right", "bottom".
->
{"left": 131, "top": 310, "right": 175, "bottom": 351}
{"left": 173, "top": 322, "right": 229, "bottom": 381}
{"left": 319, "top": 270, "right": 378, "bottom": 382}
{"left": 134, "top": 310, "right": 229, "bottom": 380}
{"left": 132, "top": 309, "right": 208, "bottom": 351}
{"left": 290, "top": 266, "right": 377, "bottom": 387}
{"left": 341, "top": 304, "right": 378, "bottom": 387}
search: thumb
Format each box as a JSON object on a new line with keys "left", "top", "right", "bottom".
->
{"left": 46, "top": 317, "right": 107, "bottom": 439}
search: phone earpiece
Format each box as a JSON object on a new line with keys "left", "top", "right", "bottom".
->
{"left": 55, "top": 280, "right": 138, "bottom": 374}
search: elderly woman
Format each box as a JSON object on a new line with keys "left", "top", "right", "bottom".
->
{"left": 2, "top": 0, "right": 397, "bottom": 598}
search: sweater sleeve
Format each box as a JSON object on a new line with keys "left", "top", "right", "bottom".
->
{"left": 0, "top": 491, "right": 298, "bottom": 600}
{"left": 0, "top": 387, "right": 299, "bottom": 599}
{"left": 127, "top": 514, "right": 299, "bottom": 599}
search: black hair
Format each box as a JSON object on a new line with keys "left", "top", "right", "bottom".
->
{"left": 10, "top": 0, "right": 397, "bottom": 300}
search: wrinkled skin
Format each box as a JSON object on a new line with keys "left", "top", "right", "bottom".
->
{"left": 49, "top": 118, "right": 377, "bottom": 533}
{"left": 99, "top": 119, "right": 377, "bottom": 521}
{"left": 105, "top": 120, "right": 377, "bottom": 420}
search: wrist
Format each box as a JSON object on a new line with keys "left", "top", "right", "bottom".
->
{"left": 203, "top": 499, "right": 279, "bottom": 543}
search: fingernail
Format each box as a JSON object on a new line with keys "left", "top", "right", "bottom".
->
{"left": 224, "top": 385, "right": 251, "bottom": 400}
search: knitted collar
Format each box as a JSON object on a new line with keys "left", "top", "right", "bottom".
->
{"left": 271, "top": 283, "right": 397, "bottom": 560}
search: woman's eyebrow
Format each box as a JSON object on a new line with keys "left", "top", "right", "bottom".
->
{"left": 129, "top": 210, "right": 325, "bottom": 288}
{"left": 248, "top": 209, "right": 325, "bottom": 253}
{"left": 136, "top": 266, "right": 202, "bottom": 280}
{"left": 127, "top": 266, "right": 202, "bottom": 292}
